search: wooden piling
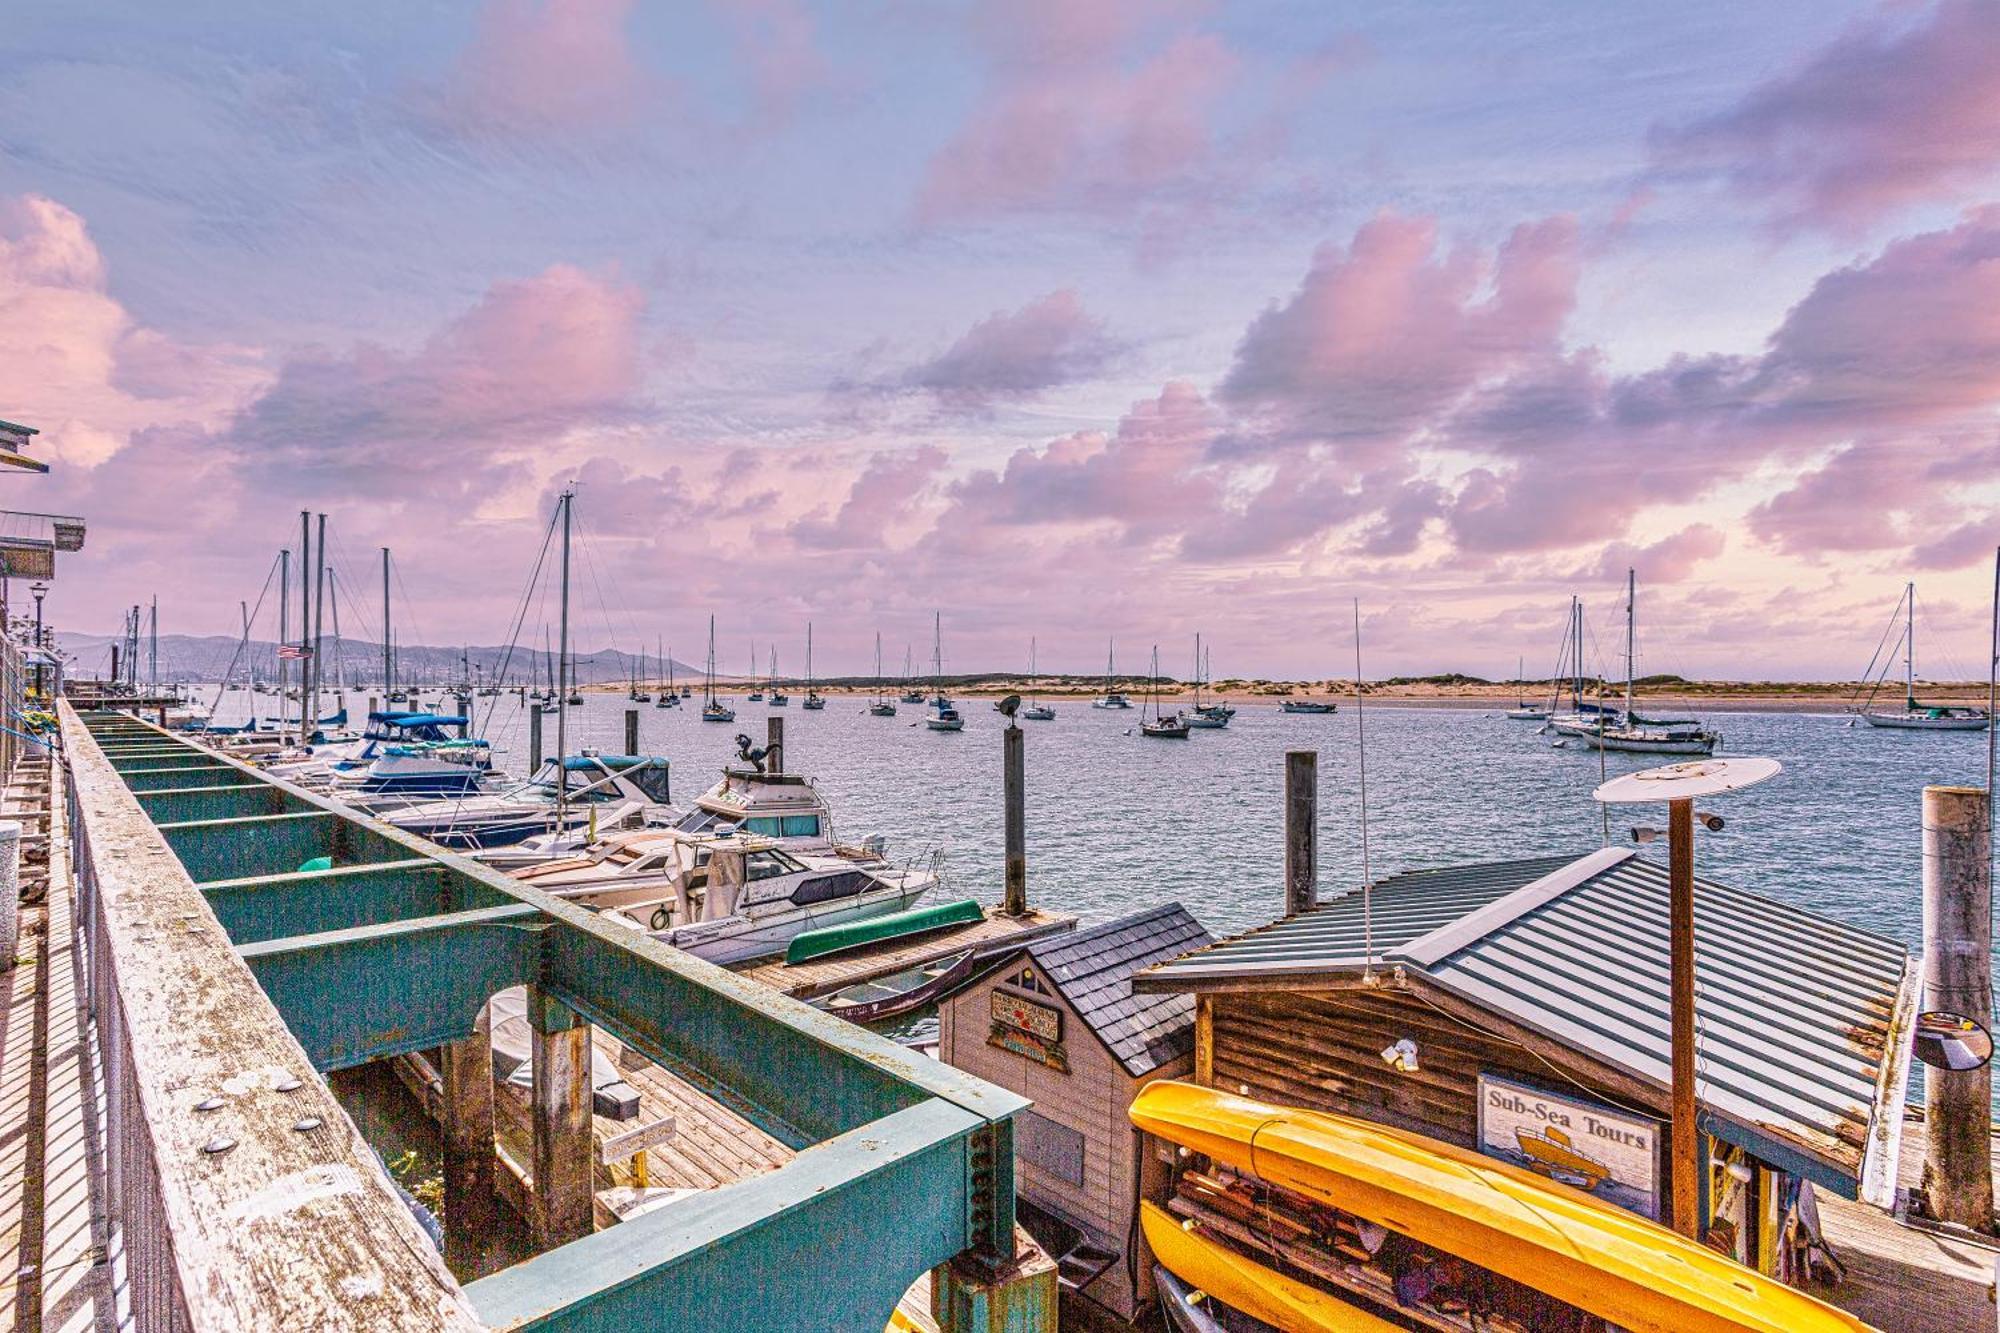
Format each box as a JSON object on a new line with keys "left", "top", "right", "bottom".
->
{"left": 440, "top": 1027, "right": 499, "bottom": 1277}
{"left": 1003, "top": 723, "right": 1026, "bottom": 916}
{"left": 528, "top": 705, "right": 544, "bottom": 771}
{"left": 1284, "top": 751, "right": 1317, "bottom": 916}
{"left": 1922, "top": 784, "right": 1994, "bottom": 1228}
{"left": 528, "top": 985, "right": 595, "bottom": 1247}
{"left": 767, "top": 715, "right": 784, "bottom": 775}
{"left": 1667, "top": 797, "right": 1701, "bottom": 1239}
{"left": 624, "top": 707, "right": 639, "bottom": 757}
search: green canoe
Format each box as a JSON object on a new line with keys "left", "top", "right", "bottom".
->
{"left": 785, "top": 898, "right": 985, "bottom": 965}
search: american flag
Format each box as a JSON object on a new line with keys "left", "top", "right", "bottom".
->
{"left": 276, "top": 645, "right": 313, "bottom": 659}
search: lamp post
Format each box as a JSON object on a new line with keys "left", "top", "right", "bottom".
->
{"left": 1593, "top": 756, "right": 1780, "bottom": 1240}
{"left": 28, "top": 581, "right": 47, "bottom": 700}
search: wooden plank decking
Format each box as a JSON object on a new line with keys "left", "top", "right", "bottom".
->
{"left": 1815, "top": 1116, "right": 2000, "bottom": 1331}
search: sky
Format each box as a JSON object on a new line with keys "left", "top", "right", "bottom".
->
{"left": 3, "top": 0, "right": 1999, "bottom": 681}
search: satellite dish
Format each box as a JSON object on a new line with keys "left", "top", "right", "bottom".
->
{"left": 1593, "top": 757, "right": 1781, "bottom": 805}
{"left": 1914, "top": 1011, "right": 1994, "bottom": 1071}
{"left": 998, "top": 694, "right": 1021, "bottom": 718}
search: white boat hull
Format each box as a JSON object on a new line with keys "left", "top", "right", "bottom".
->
{"left": 1577, "top": 730, "right": 1717, "bottom": 755}
{"left": 1862, "top": 711, "right": 1989, "bottom": 731}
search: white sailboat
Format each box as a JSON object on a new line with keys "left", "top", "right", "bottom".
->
{"left": 1139, "top": 645, "right": 1190, "bottom": 738}
{"left": 803, "top": 622, "right": 826, "bottom": 709}
{"left": 925, "top": 613, "right": 964, "bottom": 731}
{"left": 869, "top": 632, "right": 898, "bottom": 717}
{"left": 1184, "top": 634, "right": 1232, "bottom": 728}
{"left": 1855, "top": 582, "right": 1991, "bottom": 731}
{"left": 702, "top": 617, "right": 735, "bottom": 722}
{"left": 1505, "top": 655, "right": 1549, "bottom": 721}
{"left": 1573, "top": 570, "right": 1719, "bottom": 755}
{"left": 1093, "top": 638, "right": 1133, "bottom": 708}
{"left": 1022, "top": 636, "right": 1055, "bottom": 721}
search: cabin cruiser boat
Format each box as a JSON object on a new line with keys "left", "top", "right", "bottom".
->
{"left": 268, "top": 710, "right": 493, "bottom": 799}
{"left": 582, "top": 830, "right": 939, "bottom": 965}
{"left": 1093, "top": 692, "right": 1133, "bottom": 709}
{"left": 927, "top": 697, "right": 965, "bottom": 731}
{"left": 383, "top": 752, "right": 673, "bottom": 849}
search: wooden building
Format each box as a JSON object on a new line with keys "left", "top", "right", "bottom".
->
{"left": 1133, "top": 847, "right": 1919, "bottom": 1279}
{"left": 939, "top": 903, "right": 1210, "bottom": 1320}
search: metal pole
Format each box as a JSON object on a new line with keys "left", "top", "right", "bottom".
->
{"left": 1003, "top": 721, "right": 1026, "bottom": 916}
{"left": 1668, "top": 796, "right": 1701, "bottom": 1239}
{"left": 299, "top": 511, "right": 311, "bottom": 743}
{"left": 278, "top": 549, "right": 290, "bottom": 728}
{"left": 1921, "top": 784, "right": 1994, "bottom": 1227}
{"left": 148, "top": 595, "right": 157, "bottom": 691}
{"left": 382, "top": 547, "right": 393, "bottom": 695}
{"left": 308, "top": 513, "right": 326, "bottom": 739}
{"left": 1285, "top": 750, "right": 1317, "bottom": 917}
{"left": 555, "top": 490, "right": 573, "bottom": 814}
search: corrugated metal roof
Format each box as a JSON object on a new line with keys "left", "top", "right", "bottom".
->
{"left": 1027, "top": 903, "right": 1212, "bottom": 1077}
{"left": 1134, "top": 849, "right": 1916, "bottom": 1188}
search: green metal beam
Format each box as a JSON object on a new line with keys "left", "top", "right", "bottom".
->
{"left": 200, "top": 859, "right": 504, "bottom": 943}
{"left": 237, "top": 904, "right": 543, "bottom": 1069}
{"left": 465, "top": 1100, "right": 977, "bottom": 1333}
{"left": 118, "top": 765, "right": 247, "bottom": 792}
{"left": 136, "top": 782, "right": 301, "bottom": 824}
{"left": 158, "top": 809, "right": 409, "bottom": 882}
{"left": 108, "top": 749, "right": 235, "bottom": 771}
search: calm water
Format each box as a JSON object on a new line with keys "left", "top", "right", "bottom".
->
{"left": 216, "top": 686, "right": 1995, "bottom": 961}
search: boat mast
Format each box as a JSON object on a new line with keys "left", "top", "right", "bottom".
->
{"left": 277, "top": 547, "right": 290, "bottom": 729}
{"left": 806, "top": 621, "right": 814, "bottom": 693}
{"left": 1624, "top": 567, "right": 1635, "bottom": 723}
{"left": 1906, "top": 580, "right": 1916, "bottom": 709}
{"left": 1193, "top": 632, "right": 1202, "bottom": 710}
{"left": 555, "top": 487, "right": 573, "bottom": 815}
{"left": 932, "top": 611, "right": 943, "bottom": 701}
{"left": 705, "top": 615, "right": 717, "bottom": 705}
{"left": 380, "top": 548, "right": 392, "bottom": 695}
{"left": 875, "top": 631, "right": 883, "bottom": 703}
{"left": 1030, "top": 636, "right": 1037, "bottom": 705}
{"left": 308, "top": 513, "right": 326, "bottom": 738}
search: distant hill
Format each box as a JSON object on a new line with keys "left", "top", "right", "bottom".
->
{"left": 54, "top": 631, "right": 697, "bottom": 688}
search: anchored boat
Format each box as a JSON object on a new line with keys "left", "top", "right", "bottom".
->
{"left": 1853, "top": 581, "right": 1991, "bottom": 731}
{"left": 385, "top": 753, "right": 672, "bottom": 849}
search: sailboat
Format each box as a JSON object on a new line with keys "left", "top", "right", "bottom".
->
{"left": 768, "top": 644, "right": 789, "bottom": 706}
{"left": 746, "top": 643, "right": 764, "bottom": 702}
{"left": 1505, "top": 655, "right": 1549, "bottom": 720}
{"left": 1573, "top": 570, "right": 1719, "bottom": 755}
{"left": 1021, "top": 637, "right": 1055, "bottom": 721}
{"left": 656, "top": 637, "right": 677, "bottom": 707}
{"left": 1140, "top": 645, "right": 1190, "bottom": 738}
{"left": 869, "top": 633, "right": 898, "bottom": 717}
{"left": 1853, "top": 582, "right": 1991, "bottom": 731}
{"left": 1184, "top": 635, "right": 1231, "bottom": 728}
{"left": 629, "top": 645, "right": 652, "bottom": 703}
{"left": 925, "top": 613, "right": 964, "bottom": 731}
{"left": 702, "top": 618, "right": 735, "bottom": 722}
{"left": 803, "top": 622, "right": 826, "bottom": 709}
{"left": 1093, "top": 638, "right": 1133, "bottom": 708}
{"left": 1545, "top": 598, "right": 1619, "bottom": 738}
{"left": 899, "top": 645, "right": 925, "bottom": 703}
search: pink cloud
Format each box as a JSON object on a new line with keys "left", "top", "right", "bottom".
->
{"left": 917, "top": 2, "right": 1239, "bottom": 222}
{"left": 1586, "top": 525, "right": 1726, "bottom": 584}
{"left": 1653, "top": 0, "right": 2000, "bottom": 231}
{"left": 436, "top": 0, "right": 650, "bottom": 137}
{"left": 900, "top": 289, "right": 1118, "bottom": 410}
{"left": 1221, "top": 213, "right": 1580, "bottom": 448}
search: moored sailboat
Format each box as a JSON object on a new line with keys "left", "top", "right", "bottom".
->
{"left": 1140, "top": 645, "right": 1190, "bottom": 738}
{"left": 868, "top": 632, "right": 898, "bottom": 717}
{"left": 1853, "top": 581, "right": 1991, "bottom": 731}
{"left": 702, "top": 617, "right": 735, "bottom": 722}
{"left": 925, "top": 612, "right": 964, "bottom": 731}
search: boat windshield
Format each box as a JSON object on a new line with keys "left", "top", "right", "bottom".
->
{"left": 746, "top": 848, "right": 806, "bottom": 881}
{"left": 675, "top": 807, "right": 739, "bottom": 835}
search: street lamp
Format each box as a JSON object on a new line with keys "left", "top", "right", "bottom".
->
{"left": 28, "top": 581, "right": 47, "bottom": 699}
{"left": 1593, "top": 756, "right": 1780, "bottom": 1241}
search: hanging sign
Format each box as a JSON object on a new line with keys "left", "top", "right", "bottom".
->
{"left": 1477, "top": 1073, "right": 1661, "bottom": 1219}
{"left": 990, "top": 990, "right": 1067, "bottom": 1072}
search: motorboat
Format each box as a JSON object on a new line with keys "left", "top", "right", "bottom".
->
{"left": 383, "top": 752, "right": 673, "bottom": 849}
{"left": 1278, "top": 699, "right": 1335, "bottom": 714}
{"left": 268, "top": 710, "right": 493, "bottom": 799}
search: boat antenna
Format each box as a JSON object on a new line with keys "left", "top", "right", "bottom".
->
{"left": 1354, "top": 598, "right": 1375, "bottom": 980}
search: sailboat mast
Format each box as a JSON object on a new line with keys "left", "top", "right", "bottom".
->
{"left": 706, "top": 615, "right": 716, "bottom": 705}
{"left": 1625, "top": 568, "right": 1635, "bottom": 722}
{"left": 807, "top": 622, "right": 814, "bottom": 690}
{"left": 308, "top": 513, "right": 326, "bottom": 737}
{"left": 381, "top": 548, "right": 392, "bottom": 693}
{"left": 278, "top": 547, "right": 290, "bottom": 728}
{"left": 555, "top": 488, "right": 573, "bottom": 812}
{"left": 1906, "top": 580, "right": 1916, "bottom": 707}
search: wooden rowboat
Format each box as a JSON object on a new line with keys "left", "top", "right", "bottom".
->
{"left": 809, "top": 949, "right": 983, "bottom": 1025}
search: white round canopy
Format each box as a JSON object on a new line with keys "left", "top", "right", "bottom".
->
{"left": 1591, "top": 756, "right": 1781, "bottom": 805}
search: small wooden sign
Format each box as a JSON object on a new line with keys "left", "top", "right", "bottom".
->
{"left": 599, "top": 1115, "right": 679, "bottom": 1163}
{"left": 991, "top": 990, "right": 1061, "bottom": 1041}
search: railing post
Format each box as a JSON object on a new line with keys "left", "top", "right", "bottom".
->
{"left": 529, "top": 983, "right": 594, "bottom": 1247}
{"left": 441, "top": 1021, "right": 501, "bottom": 1278}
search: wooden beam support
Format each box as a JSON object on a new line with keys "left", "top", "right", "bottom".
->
{"left": 530, "top": 984, "right": 596, "bottom": 1248}
{"left": 1195, "top": 995, "right": 1214, "bottom": 1086}
{"left": 441, "top": 1025, "right": 501, "bottom": 1279}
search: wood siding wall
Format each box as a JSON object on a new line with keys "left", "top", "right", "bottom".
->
{"left": 1209, "top": 986, "right": 1668, "bottom": 1150}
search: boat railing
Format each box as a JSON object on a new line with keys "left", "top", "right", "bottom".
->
{"left": 57, "top": 703, "right": 1046, "bottom": 1331}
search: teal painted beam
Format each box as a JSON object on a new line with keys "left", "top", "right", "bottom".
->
{"left": 465, "top": 1099, "right": 977, "bottom": 1333}
{"left": 158, "top": 810, "right": 409, "bottom": 883}
{"left": 108, "top": 750, "right": 229, "bottom": 771}
{"left": 119, "top": 765, "right": 246, "bottom": 793}
{"left": 238, "top": 904, "right": 542, "bottom": 1069}
{"left": 136, "top": 783, "right": 301, "bottom": 824}
{"left": 199, "top": 859, "right": 510, "bottom": 943}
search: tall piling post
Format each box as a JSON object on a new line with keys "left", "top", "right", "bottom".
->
{"left": 624, "top": 707, "right": 639, "bottom": 757}
{"left": 440, "top": 1023, "right": 499, "bottom": 1278}
{"left": 528, "top": 705, "right": 545, "bottom": 772}
{"left": 1003, "top": 721, "right": 1027, "bottom": 916}
{"left": 767, "top": 714, "right": 784, "bottom": 775}
{"left": 528, "top": 984, "right": 595, "bottom": 1247}
{"left": 1922, "top": 784, "right": 1994, "bottom": 1228}
{"left": 1667, "top": 797, "right": 1701, "bottom": 1239}
{"left": 1284, "top": 750, "right": 1317, "bottom": 916}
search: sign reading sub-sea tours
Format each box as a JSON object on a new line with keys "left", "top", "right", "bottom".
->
{"left": 1476, "top": 1073, "right": 1661, "bottom": 1219}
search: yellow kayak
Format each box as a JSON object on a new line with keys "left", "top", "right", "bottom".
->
{"left": 1143, "top": 1200, "right": 1403, "bottom": 1332}
{"left": 1130, "top": 1081, "right": 1874, "bottom": 1333}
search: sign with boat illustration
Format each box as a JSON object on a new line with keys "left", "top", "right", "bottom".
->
{"left": 1476, "top": 1073, "right": 1661, "bottom": 1219}
{"left": 990, "top": 990, "right": 1068, "bottom": 1071}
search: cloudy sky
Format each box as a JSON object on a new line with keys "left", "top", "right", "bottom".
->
{"left": 4, "top": 0, "right": 1998, "bottom": 680}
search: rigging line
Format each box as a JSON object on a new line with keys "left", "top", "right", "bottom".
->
{"left": 322, "top": 530, "right": 386, "bottom": 648}
{"left": 569, "top": 507, "right": 648, "bottom": 666}
{"left": 207, "top": 554, "right": 282, "bottom": 716}
{"left": 475, "top": 502, "right": 563, "bottom": 747}
{"left": 568, "top": 508, "right": 629, "bottom": 687}
{"left": 1848, "top": 591, "right": 1905, "bottom": 712}
{"left": 1914, "top": 593, "right": 1979, "bottom": 685}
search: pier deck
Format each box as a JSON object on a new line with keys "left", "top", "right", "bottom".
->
{"left": 735, "top": 906, "right": 1076, "bottom": 999}
{"left": 1816, "top": 1117, "right": 2000, "bottom": 1331}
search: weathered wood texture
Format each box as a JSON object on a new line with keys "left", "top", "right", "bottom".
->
{"left": 1284, "top": 750, "right": 1316, "bottom": 917}
{"left": 61, "top": 705, "right": 482, "bottom": 1332}
{"left": 1919, "top": 785, "right": 1993, "bottom": 1228}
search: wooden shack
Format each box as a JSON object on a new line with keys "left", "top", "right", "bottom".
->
{"left": 1133, "top": 847, "right": 1919, "bottom": 1279}
{"left": 938, "top": 903, "right": 1210, "bottom": 1320}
